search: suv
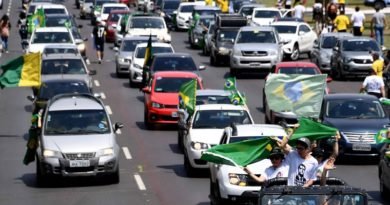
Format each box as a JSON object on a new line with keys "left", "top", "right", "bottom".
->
{"left": 209, "top": 14, "right": 247, "bottom": 66}
{"left": 36, "top": 94, "right": 123, "bottom": 185}
{"left": 28, "top": 27, "right": 75, "bottom": 53}
{"left": 209, "top": 124, "right": 287, "bottom": 204}
{"left": 230, "top": 26, "right": 283, "bottom": 76}
{"left": 181, "top": 104, "right": 254, "bottom": 176}
{"left": 125, "top": 15, "right": 171, "bottom": 43}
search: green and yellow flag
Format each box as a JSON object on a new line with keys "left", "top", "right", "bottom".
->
{"left": 143, "top": 34, "right": 153, "bottom": 67}
{"left": 230, "top": 90, "right": 246, "bottom": 105}
{"left": 27, "top": 8, "right": 46, "bottom": 33}
{"left": 179, "top": 79, "right": 197, "bottom": 116}
{"left": 265, "top": 74, "right": 327, "bottom": 118}
{"left": 0, "top": 53, "right": 42, "bottom": 88}
{"left": 224, "top": 77, "right": 236, "bottom": 91}
{"left": 201, "top": 138, "right": 274, "bottom": 167}
{"left": 374, "top": 129, "right": 390, "bottom": 144}
{"left": 289, "top": 117, "right": 338, "bottom": 142}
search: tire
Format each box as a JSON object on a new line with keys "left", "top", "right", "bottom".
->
{"left": 36, "top": 158, "right": 48, "bottom": 187}
{"left": 203, "top": 44, "right": 209, "bottom": 56}
{"left": 109, "top": 167, "right": 120, "bottom": 184}
{"left": 144, "top": 109, "right": 153, "bottom": 130}
{"left": 129, "top": 73, "right": 137, "bottom": 88}
{"left": 262, "top": 90, "right": 266, "bottom": 112}
{"left": 184, "top": 154, "right": 196, "bottom": 177}
{"left": 211, "top": 180, "right": 229, "bottom": 205}
{"left": 290, "top": 44, "right": 300, "bottom": 61}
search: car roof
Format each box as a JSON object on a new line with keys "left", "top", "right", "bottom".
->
{"left": 136, "top": 42, "right": 173, "bottom": 48}
{"left": 276, "top": 61, "right": 319, "bottom": 68}
{"left": 41, "top": 78, "right": 88, "bottom": 84}
{"left": 102, "top": 3, "right": 128, "bottom": 7}
{"left": 196, "top": 89, "right": 231, "bottom": 96}
{"left": 195, "top": 104, "right": 247, "bottom": 111}
{"left": 240, "top": 26, "right": 274, "bottom": 32}
{"left": 47, "top": 94, "right": 104, "bottom": 111}
{"left": 153, "top": 71, "right": 200, "bottom": 78}
{"left": 152, "top": 52, "right": 191, "bottom": 58}
{"left": 324, "top": 93, "right": 380, "bottom": 100}
{"left": 233, "top": 124, "right": 286, "bottom": 137}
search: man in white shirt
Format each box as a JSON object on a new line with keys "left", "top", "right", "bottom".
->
{"left": 293, "top": 1, "right": 306, "bottom": 20}
{"left": 360, "top": 68, "right": 386, "bottom": 98}
{"left": 350, "top": 6, "right": 365, "bottom": 36}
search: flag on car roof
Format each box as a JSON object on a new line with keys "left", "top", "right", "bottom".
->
{"left": 224, "top": 77, "right": 236, "bottom": 91}
{"left": 289, "top": 117, "right": 338, "bottom": 142}
{"left": 230, "top": 90, "right": 246, "bottom": 106}
{"left": 201, "top": 137, "right": 274, "bottom": 167}
{"left": 179, "top": 79, "right": 197, "bottom": 116}
{"left": 374, "top": 129, "right": 390, "bottom": 144}
{"left": 265, "top": 74, "right": 327, "bottom": 119}
{"left": 27, "top": 8, "right": 46, "bottom": 33}
{"left": 0, "top": 53, "right": 41, "bottom": 88}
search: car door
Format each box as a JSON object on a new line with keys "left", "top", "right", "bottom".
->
{"left": 297, "top": 24, "right": 312, "bottom": 52}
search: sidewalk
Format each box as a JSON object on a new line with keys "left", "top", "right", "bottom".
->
{"left": 305, "top": 6, "right": 390, "bottom": 14}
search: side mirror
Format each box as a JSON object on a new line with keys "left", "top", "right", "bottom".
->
{"left": 113, "top": 47, "right": 119, "bottom": 52}
{"left": 114, "top": 122, "right": 124, "bottom": 132}
{"left": 27, "top": 95, "right": 35, "bottom": 102}
{"left": 199, "top": 65, "right": 206, "bottom": 70}
{"left": 112, "top": 24, "right": 117, "bottom": 29}
{"left": 89, "top": 70, "right": 97, "bottom": 75}
{"left": 142, "top": 87, "right": 151, "bottom": 93}
{"left": 326, "top": 77, "right": 333, "bottom": 83}
{"left": 75, "top": 39, "right": 83, "bottom": 44}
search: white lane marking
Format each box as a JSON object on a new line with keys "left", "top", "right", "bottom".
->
{"left": 115, "top": 128, "right": 121, "bottom": 134}
{"left": 134, "top": 174, "right": 146, "bottom": 190}
{"left": 122, "top": 147, "right": 132, "bottom": 159}
{"left": 100, "top": 92, "right": 106, "bottom": 99}
{"left": 105, "top": 105, "right": 112, "bottom": 115}
{"left": 94, "top": 80, "right": 100, "bottom": 87}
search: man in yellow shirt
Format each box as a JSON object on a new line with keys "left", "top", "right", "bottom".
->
{"left": 338, "top": 0, "right": 345, "bottom": 13}
{"left": 333, "top": 10, "right": 350, "bottom": 32}
{"left": 372, "top": 52, "right": 384, "bottom": 77}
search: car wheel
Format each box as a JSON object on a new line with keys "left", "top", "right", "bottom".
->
{"left": 116, "top": 66, "right": 121, "bottom": 78}
{"left": 203, "top": 44, "right": 209, "bottom": 56}
{"left": 210, "top": 53, "right": 216, "bottom": 66}
{"left": 211, "top": 180, "right": 229, "bottom": 205}
{"left": 129, "top": 73, "right": 137, "bottom": 88}
{"left": 109, "top": 166, "right": 120, "bottom": 184}
{"left": 36, "top": 158, "right": 48, "bottom": 187}
{"left": 262, "top": 90, "right": 266, "bottom": 112}
{"left": 144, "top": 109, "right": 153, "bottom": 130}
{"left": 184, "top": 154, "right": 196, "bottom": 177}
{"left": 290, "top": 44, "right": 300, "bottom": 61}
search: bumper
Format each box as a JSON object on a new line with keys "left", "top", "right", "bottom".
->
{"left": 147, "top": 107, "right": 179, "bottom": 124}
{"left": 116, "top": 61, "right": 131, "bottom": 74}
{"left": 339, "top": 142, "right": 382, "bottom": 157}
{"left": 230, "top": 55, "right": 278, "bottom": 70}
{"left": 130, "top": 66, "right": 143, "bottom": 82}
{"left": 187, "top": 148, "right": 209, "bottom": 169}
{"left": 318, "top": 60, "right": 331, "bottom": 71}
{"left": 341, "top": 62, "right": 372, "bottom": 76}
{"left": 220, "top": 181, "right": 260, "bottom": 200}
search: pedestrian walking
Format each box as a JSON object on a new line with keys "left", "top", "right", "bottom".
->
{"left": 333, "top": 10, "right": 350, "bottom": 32}
{"left": 92, "top": 21, "right": 106, "bottom": 64}
{"left": 371, "top": 6, "right": 387, "bottom": 49}
{"left": 350, "top": 6, "right": 365, "bottom": 36}
{"left": 17, "top": 11, "right": 28, "bottom": 52}
{"left": 372, "top": 51, "right": 385, "bottom": 77}
{"left": 0, "top": 14, "right": 11, "bottom": 53}
{"left": 293, "top": 0, "right": 306, "bottom": 20}
{"left": 360, "top": 67, "right": 386, "bottom": 98}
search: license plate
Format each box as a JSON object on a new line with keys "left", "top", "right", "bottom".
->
{"left": 69, "top": 160, "right": 90, "bottom": 167}
{"left": 250, "top": 63, "right": 260, "bottom": 67}
{"left": 352, "top": 143, "right": 371, "bottom": 151}
{"left": 171, "top": 112, "right": 178, "bottom": 117}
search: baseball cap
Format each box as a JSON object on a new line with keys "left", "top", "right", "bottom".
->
{"left": 269, "top": 147, "right": 284, "bottom": 158}
{"left": 311, "top": 147, "right": 325, "bottom": 158}
{"left": 296, "top": 137, "right": 311, "bottom": 148}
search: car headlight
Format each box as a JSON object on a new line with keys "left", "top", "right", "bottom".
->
{"left": 43, "top": 149, "right": 62, "bottom": 158}
{"left": 190, "top": 141, "right": 209, "bottom": 150}
{"left": 133, "top": 64, "right": 142, "bottom": 70}
{"left": 101, "top": 148, "right": 114, "bottom": 156}
{"left": 77, "top": 43, "right": 85, "bottom": 51}
{"left": 269, "top": 50, "right": 277, "bottom": 56}
{"left": 152, "top": 102, "right": 162, "bottom": 108}
{"left": 118, "top": 57, "right": 125, "bottom": 63}
{"left": 229, "top": 173, "right": 248, "bottom": 186}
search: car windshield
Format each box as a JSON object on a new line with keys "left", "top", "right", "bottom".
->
{"left": 229, "top": 136, "right": 263, "bottom": 143}
{"left": 38, "top": 81, "right": 90, "bottom": 100}
{"left": 278, "top": 67, "right": 319, "bottom": 74}
{"left": 180, "top": 5, "right": 195, "bottom": 12}
{"left": 121, "top": 39, "right": 149, "bottom": 52}
{"left": 151, "top": 56, "right": 197, "bottom": 72}
{"left": 45, "top": 110, "right": 110, "bottom": 135}
{"left": 32, "top": 31, "right": 72, "bottom": 44}
{"left": 154, "top": 77, "right": 200, "bottom": 93}
{"left": 192, "top": 110, "right": 251, "bottom": 128}
{"left": 325, "top": 99, "right": 386, "bottom": 119}
{"left": 196, "top": 95, "right": 231, "bottom": 105}
{"left": 240, "top": 7, "right": 255, "bottom": 16}
{"left": 44, "top": 8, "right": 66, "bottom": 14}
{"left": 109, "top": 13, "right": 125, "bottom": 22}
{"left": 45, "top": 16, "right": 72, "bottom": 27}
{"left": 342, "top": 40, "right": 380, "bottom": 52}
{"left": 164, "top": 1, "right": 180, "bottom": 9}
{"left": 218, "top": 30, "right": 238, "bottom": 42}
{"left": 236, "top": 30, "right": 276, "bottom": 43}
{"left": 41, "top": 59, "right": 87, "bottom": 75}
{"left": 96, "top": 0, "right": 115, "bottom": 6}
{"left": 130, "top": 18, "right": 165, "bottom": 29}
{"left": 321, "top": 36, "right": 338, "bottom": 48}
{"left": 198, "top": 17, "right": 213, "bottom": 28}
{"left": 274, "top": 25, "right": 297, "bottom": 34}
{"left": 196, "top": 9, "right": 221, "bottom": 16}
{"left": 261, "top": 194, "right": 365, "bottom": 205}
{"left": 103, "top": 7, "right": 126, "bottom": 14}
{"left": 254, "top": 10, "right": 280, "bottom": 18}
{"left": 136, "top": 46, "right": 173, "bottom": 58}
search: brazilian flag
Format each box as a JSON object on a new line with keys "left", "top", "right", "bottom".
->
{"left": 179, "top": 79, "right": 197, "bottom": 116}
{"left": 143, "top": 33, "right": 153, "bottom": 67}
{"left": 27, "top": 8, "right": 46, "bottom": 33}
{"left": 224, "top": 77, "right": 236, "bottom": 91}
{"left": 289, "top": 117, "right": 338, "bottom": 142}
{"left": 374, "top": 129, "right": 390, "bottom": 144}
{"left": 265, "top": 74, "right": 327, "bottom": 118}
{"left": 230, "top": 90, "right": 246, "bottom": 105}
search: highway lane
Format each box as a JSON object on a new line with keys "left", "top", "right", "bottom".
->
{"left": 0, "top": 0, "right": 387, "bottom": 204}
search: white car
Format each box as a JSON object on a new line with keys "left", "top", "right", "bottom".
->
{"left": 182, "top": 104, "right": 254, "bottom": 176}
{"left": 28, "top": 27, "right": 75, "bottom": 53}
{"left": 209, "top": 124, "right": 287, "bottom": 204}
{"left": 126, "top": 16, "right": 171, "bottom": 43}
{"left": 129, "top": 42, "right": 174, "bottom": 86}
{"left": 271, "top": 21, "right": 318, "bottom": 60}
{"left": 98, "top": 3, "right": 129, "bottom": 22}
{"left": 250, "top": 7, "right": 284, "bottom": 26}
{"left": 174, "top": 1, "right": 205, "bottom": 30}
{"left": 35, "top": 4, "right": 69, "bottom": 15}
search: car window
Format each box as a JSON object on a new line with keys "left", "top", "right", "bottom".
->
{"left": 45, "top": 16, "right": 72, "bottom": 27}
{"left": 321, "top": 36, "right": 337, "bottom": 49}
{"left": 109, "top": 13, "right": 125, "bottom": 22}
{"left": 103, "top": 6, "right": 126, "bottom": 14}
{"left": 152, "top": 56, "right": 197, "bottom": 72}
{"left": 236, "top": 30, "right": 276, "bottom": 43}
{"left": 32, "top": 31, "right": 72, "bottom": 44}
{"left": 326, "top": 99, "right": 386, "bottom": 119}
{"left": 41, "top": 59, "right": 87, "bottom": 75}
{"left": 192, "top": 110, "right": 251, "bottom": 128}
{"left": 180, "top": 5, "right": 195, "bottom": 12}
{"left": 274, "top": 25, "right": 296, "bottom": 34}
{"left": 44, "top": 8, "right": 67, "bottom": 14}
{"left": 218, "top": 30, "right": 238, "bottom": 42}
{"left": 135, "top": 46, "right": 173, "bottom": 58}
{"left": 278, "top": 67, "right": 319, "bottom": 74}
{"left": 196, "top": 95, "right": 231, "bottom": 105}
{"left": 196, "top": 9, "right": 221, "bottom": 16}
{"left": 254, "top": 10, "right": 280, "bottom": 18}
{"left": 197, "top": 17, "right": 213, "bottom": 28}
{"left": 342, "top": 40, "right": 380, "bottom": 52}
{"left": 130, "top": 18, "right": 165, "bottom": 29}
{"left": 299, "top": 24, "right": 310, "bottom": 33}
{"left": 240, "top": 7, "right": 255, "bottom": 16}
{"left": 45, "top": 110, "right": 110, "bottom": 135}
{"left": 163, "top": 1, "right": 180, "bottom": 9}
{"left": 154, "top": 77, "right": 200, "bottom": 93}
{"left": 39, "top": 81, "right": 90, "bottom": 100}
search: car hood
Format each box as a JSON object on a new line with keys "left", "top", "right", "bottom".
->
{"left": 234, "top": 43, "right": 278, "bottom": 51}
{"left": 188, "top": 129, "right": 224, "bottom": 145}
{"left": 219, "top": 158, "right": 272, "bottom": 174}
{"left": 252, "top": 18, "right": 274, "bottom": 26}
{"left": 323, "top": 118, "right": 390, "bottom": 133}
{"left": 29, "top": 43, "right": 74, "bottom": 53}
{"left": 152, "top": 92, "right": 179, "bottom": 105}
{"left": 43, "top": 134, "right": 113, "bottom": 153}
{"left": 177, "top": 12, "right": 191, "bottom": 20}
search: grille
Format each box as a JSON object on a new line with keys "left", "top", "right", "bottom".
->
{"left": 343, "top": 132, "right": 376, "bottom": 144}
{"left": 65, "top": 167, "right": 94, "bottom": 173}
{"left": 164, "top": 104, "right": 178, "bottom": 108}
{"left": 241, "top": 51, "right": 267, "bottom": 56}
{"left": 352, "top": 59, "right": 373, "bottom": 64}
{"left": 65, "top": 152, "right": 95, "bottom": 160}
{"left": 240, "top": 60, "right": 271, "bottom": 64}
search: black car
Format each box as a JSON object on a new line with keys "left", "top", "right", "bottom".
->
{"left": 148, "top": 53, "right": 206, "bottom": 77}
{"left": 27, "top": 79, "right": 93, "bottom": 114}
{"left": 319, "top": 93, "right": 390, "bottom": 158}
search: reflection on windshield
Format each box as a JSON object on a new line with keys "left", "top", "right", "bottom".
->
{"left": 278, "top": 67, "right": 319, "bottom": 75}
{"left": 342, "top": 40, "right": 380, "bottom": 52}
{"left": 45, "top": 110, "right": 110, "bottom": 135}
{"left": 196, "top": 95, "right": 231, "bottom": 105}
{"left": 44, "top": 8, "right": 66, "bottom": 14}
{"left": 192, "top": 110, "right": 251, "bottom": 128}
{"left": 136, "top": 46, "right": 173, "bottom": 58}
{"left": 41, "top": 59, "right": 86, "bottom": 75}
{"left": 237, "top": 31, "right": 276, "bottom": 43}
{"left": 326, "top": 99, "right": 385, "bottom": 119}
{"left": 322, "top": 36, "right": 337, "bottom": 49}
{"left": 274, "top": 25, "right": 297, "bottom": 34}
{"left": 154, "top": 77, "right": 199, "bottom": 93}
{"left": 152, "top": 56, "right": 196, "bottom": 72}
{"left": 39, "top": 81, "right": 90, "bottom": 100}
{"left": 218, "top": 30, "right": 238, "bottom": 42}
{"left": 130, "top": 18, "right": 165, "bottom": 29}
{"left": 32, "top": 32, "right": 72, "bottom": 44}
{"left": 180, "top": 5, "right": 194, "bottom": 12}
{"left": 261, "top": 194, "right": 365, "bottom": 205}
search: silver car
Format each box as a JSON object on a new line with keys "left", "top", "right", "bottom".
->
{"left": 230, "top": 26, "right": 283, "bottom": 76}
{"left": 310, "top": 32, "right": 353, "bottom": 72}
{"left": 36, "top": 94, "right": 123, "bottom": 185}
{"left": 330, "top": 36, "right": 382, "bottom": 79}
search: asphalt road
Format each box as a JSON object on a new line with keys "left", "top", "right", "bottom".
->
{"left": 0, "top": 0, "right": 387, "bottom": 204}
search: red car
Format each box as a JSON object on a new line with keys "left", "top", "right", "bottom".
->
{"left": 142, "top": 71, "right": 204, "bottom": 129}
{"left": 105, "top": 10, "right": 131, "bottom": 42}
